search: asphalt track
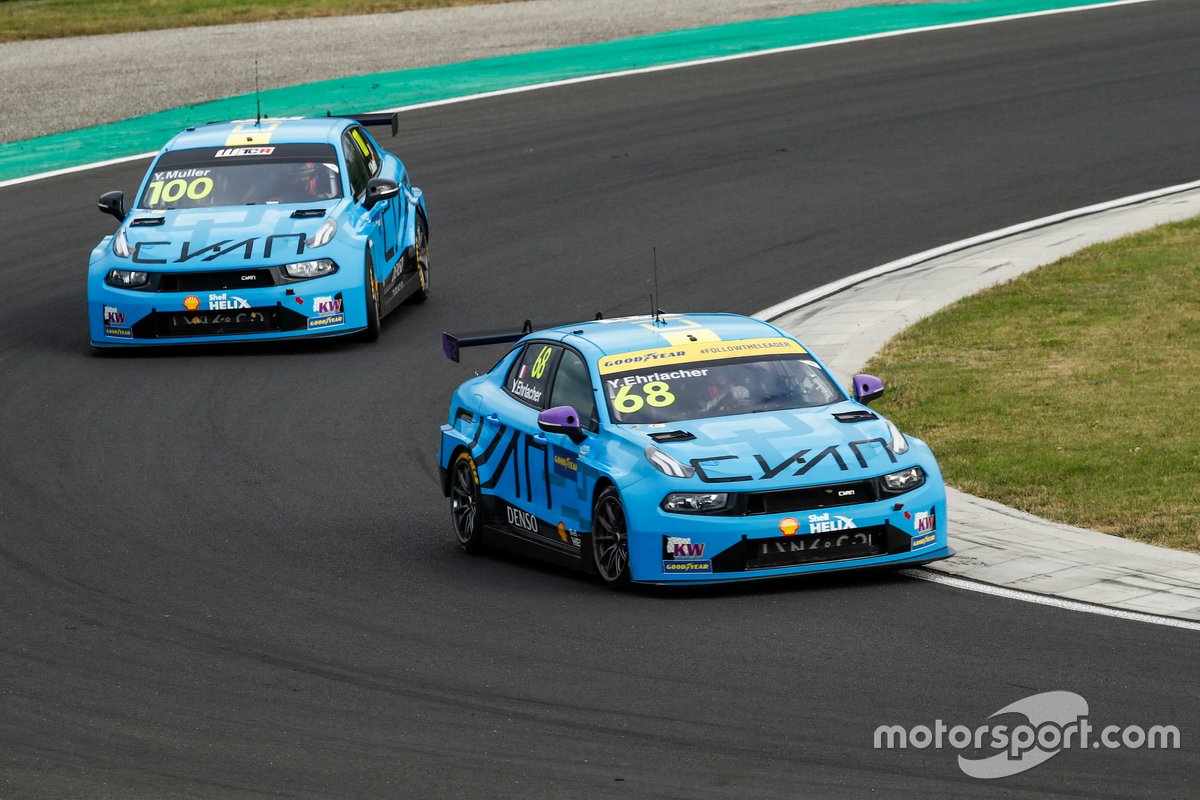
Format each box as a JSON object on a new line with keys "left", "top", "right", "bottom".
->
{"left": 1, "top": 1, "right": 1198, "bottom": 797}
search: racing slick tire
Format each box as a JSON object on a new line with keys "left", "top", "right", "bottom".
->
{"left": 406, "top": 218, "right": 430, "bottom": 305}
{"left": 591, "top": 486, "right": 632, "bottom": 589}
{"left": 361, "top": 251, "right": 382, "bottom": 342}
{"left": 450, "top": 451, "right": 485, "bottom": 553}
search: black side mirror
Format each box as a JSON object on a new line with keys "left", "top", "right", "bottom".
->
{"left": 363, "top": 178, "right": 399, "bottom": 210}
{"left": 98, "top": 191, "right": 126, "bottom": 223}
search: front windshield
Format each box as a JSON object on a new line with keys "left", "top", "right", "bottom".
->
{"left": 138, "top": 144, "right": 342, "bottom": 209}
{"left": 603, "top": 354, "right": 843, "bottom": 424}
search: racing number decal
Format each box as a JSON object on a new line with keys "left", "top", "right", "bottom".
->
{"left": 144, "top": 177, "right": 213, "bottom": 206}
{"left": 613, "top": 381, "right": 676, "bottom": 413}
{"left": 350, "top": 128, "right": 372, "bottom": 158}
{"left": 530, "top": 346, "right": 554, "bottom": 380}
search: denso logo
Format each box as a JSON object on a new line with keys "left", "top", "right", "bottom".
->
{"left": 506, "top": 505, "right": 539, "bottom": 534}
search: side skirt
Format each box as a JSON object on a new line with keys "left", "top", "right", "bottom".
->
{"left": 379, "top": 244, "right": 421, "bottom": 317}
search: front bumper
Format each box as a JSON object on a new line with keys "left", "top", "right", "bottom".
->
{"left": 623, "top": 478, "right": 950, "bottom": 584}
{"left": 88, "top": 273, "right": 366, "bottom": 346}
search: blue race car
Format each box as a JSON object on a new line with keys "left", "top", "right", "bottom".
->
{"left": 438, "top": 313, "right": 952, "bottom": 587}
{"left": 89, "top": 114, "right": 428, "bottom": 346}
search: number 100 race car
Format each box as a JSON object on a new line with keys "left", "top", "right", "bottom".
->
{"left": 88, "top": 114, "right": 428, "bottom": 346}
{"left": 438, "top": 313, "right": 952, "bottom": 588}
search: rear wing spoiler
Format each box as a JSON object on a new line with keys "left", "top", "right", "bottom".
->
{"left": 442, "top": 315, "right": 604, "bottom": 362}
{"left": 348, "top": 112, "right": 400, "bottom": 137}
{"left": 442, "top": 321, "right": 536, "bottom": 363}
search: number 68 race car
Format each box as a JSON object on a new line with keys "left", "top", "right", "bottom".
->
{"left": 88, "top": 114, "right": 428, "bottom": 347}
{"left": 438, "top": 312, "right": 952, "bottom": 588}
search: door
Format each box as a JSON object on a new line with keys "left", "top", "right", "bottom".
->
{"left": 531, "top": 347, "right": 600, "bottom": 551}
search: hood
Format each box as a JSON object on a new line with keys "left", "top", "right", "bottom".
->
{"left": 625, "top": 402, "right": 904, "bottom": 487}
{"left": 120, "top": 203, "right": 340, "bottom": 268}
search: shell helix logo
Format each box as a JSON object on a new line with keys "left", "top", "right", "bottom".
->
{"left": 183, "top": 295, "right": 200, "bottom": 311}
{"left": 779, "top": 517, "right": 800, "bottom": 536}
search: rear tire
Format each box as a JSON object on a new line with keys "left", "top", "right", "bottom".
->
{"left": 591, "top": 486, "right": 632, "bottom": 589}
{"left": 450, "top": 452, "right": 484, "bottom": 553}
{"left": 406, "top": 220, "right": 430, "bottom": 305}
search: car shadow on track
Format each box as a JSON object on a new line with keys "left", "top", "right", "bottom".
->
{"left": 468, "top": 543, "right": 915, "bottom": 601}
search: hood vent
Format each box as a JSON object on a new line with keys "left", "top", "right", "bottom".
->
{"left": 129, "top": 216, "right": 166, "bottom": 226}
{"left": 290, "top": 208, "right": 326, "bottom": 219}
{"left": 649, "top": 430, "right": 696, "bottom": 443}
{"left": 833, "top": 410, "right": 878, "bottom": 423}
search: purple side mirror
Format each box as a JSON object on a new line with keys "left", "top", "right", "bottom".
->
{"left": 852, "top": 373, "right": 885, "bottom": 405}
{"left": 538, "top": 405, "right": 586, "bottom": 444}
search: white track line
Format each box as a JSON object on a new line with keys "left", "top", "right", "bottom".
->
{"left": 902, "top": 569, "right": 1200, "bottom": 632}
{"left": 756, "top": 182, "right": 1200, "bottom": 631}
{"left": 0, "top": 0, "right": 1156, "bottom": 191}
{"left": 757, "top": 177, "right": 1200, "bottom": 322}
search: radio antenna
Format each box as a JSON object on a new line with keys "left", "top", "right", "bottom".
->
{"left": 652, "top": 246, "right": 661, "bottom": 324}
{"left": 255, "top": 60, "right": 262, "bottom": 125}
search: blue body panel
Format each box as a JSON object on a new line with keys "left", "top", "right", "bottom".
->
{"left": 88, "top": 117, "right": 427, "bottom": 346}
{"left": 439, "top": 313, "right": 952, "bottom": 585}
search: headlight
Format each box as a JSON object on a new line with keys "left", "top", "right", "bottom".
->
{"left": 645, "top": 446, "right": 695, "bottom": 478}
{"left": 884, "top": 419, "right": 910, "bottom": 455}
{"left": 112, "top": 229, "right": 132, "bottom": 258}
{"left": 882, "top": 466, "right": 925, "bottom": 493}
{"left": 282, "top": 258, "right": 338, "bottom": 279}
{"left": 305, "top": 218, "right": 337, "bottom": 248}
{"left": 105, "top": 268, "right": 149, "bottom": 288}
{"left": 662, "top": 493, "right": 731, "bottom": 514}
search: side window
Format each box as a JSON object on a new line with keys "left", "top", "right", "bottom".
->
{"left": 549, "top": 350, "right": 598, "bottom": 429}
{"left": 504, "top": 343, "right": 561, "bottom": 409}
{"left": 348, "top": 127, "right": 381, "bottom": 176}
{"left": 342, "top": 131, "right": 370, "bottom": 198}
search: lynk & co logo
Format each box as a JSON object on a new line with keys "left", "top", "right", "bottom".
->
{"left": 874, "top": 691, "right": 1180, "bottom": 779}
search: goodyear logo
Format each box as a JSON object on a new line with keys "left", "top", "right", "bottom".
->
{"left": 911, "top": 533, "right": 937, "bottom": 549}
{"left": 597, "top": 337, "right": 806, "bottom": 375}
{"left": 307, "top": 314, "right": 345, "bottom": 330}
{"left": 104, "top": 327, "right": 133, "bottom": 338}
{"left": 663, "top": 560, "right": 713, "bottom": 573}
{"left": 552, "top": 446, "right": 578, "bottom": 478}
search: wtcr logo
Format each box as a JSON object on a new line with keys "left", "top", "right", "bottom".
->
{"left": 874, "top": 691, "right": 1180, "bottom": 779}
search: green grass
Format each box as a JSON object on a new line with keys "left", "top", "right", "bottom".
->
{"left": 0, "top": 0, "right": 512, "bottom": 42}
{"left": 864, "top": 217, "right": 1200, "bottom": 552}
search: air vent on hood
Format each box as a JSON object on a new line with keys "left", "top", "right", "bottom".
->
{"left": 290, "top": 209, "right": 326, "bottom": 219}
{"left": 649, "top": 430, "right": 696, "bottom": 443}
{"left": 129, "top": 216, "right": 165, "bottom": 226}
{"left": 833, "top": 410, "right": 878, "bottom": 423}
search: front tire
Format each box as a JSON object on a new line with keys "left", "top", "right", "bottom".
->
{"left": 361, "top": 252, "right": 381, "bottom": 341}
{"left": 450, "top": 452, "right": 484, "bottom": 553}
{"left": 591, "top": 486, "right": 631, "bottom": 589}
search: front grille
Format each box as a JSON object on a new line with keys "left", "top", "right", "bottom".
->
{"left": 155, "top": 269, "right": 278, "bottom": 292}
{"left": 710, "top": 523, "right": 912, "bottom": 572}
{"left": 745, "top": 479, "right": 880, "bottom": 514}
{"left": 130, "top": 305, "right": 308, "bottom": 338}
